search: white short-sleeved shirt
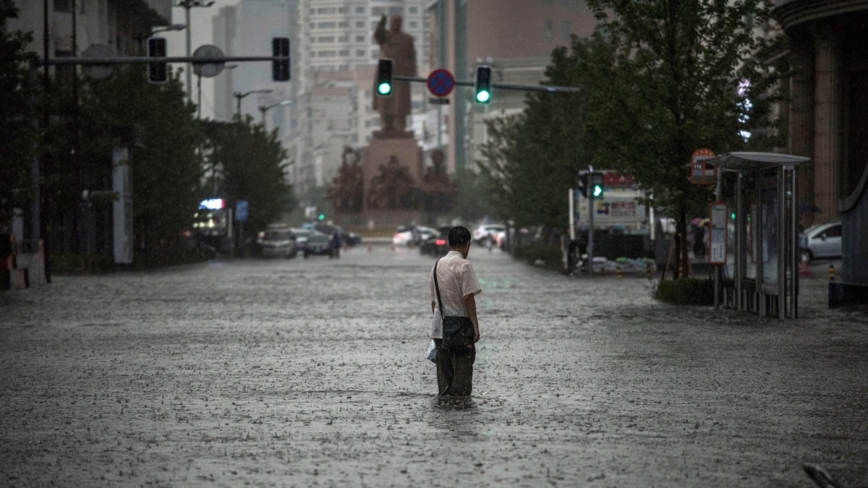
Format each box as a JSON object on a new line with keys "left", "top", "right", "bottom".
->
{"left": 429, "top": 250, "right": 482, "bottom": 339}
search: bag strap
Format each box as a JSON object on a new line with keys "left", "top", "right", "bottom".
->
{"left": 433, "top": 258, "right": 444, "bottom": 318}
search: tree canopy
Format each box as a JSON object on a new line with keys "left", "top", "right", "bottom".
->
{"left": 0, "top": 0, "right": 37, "bottom": 229}
{"left": 478, "top": 0, "right": 786, "bottom": 275}
{"left": 202, "top": 117, "right": 294, "bottom": 235}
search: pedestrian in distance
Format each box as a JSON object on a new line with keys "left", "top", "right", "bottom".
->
{"left": 429, "top": 226, "right": 482, "bottom": 397}
{"left": 330, "top": 231, "right": 341, "bottom": 259}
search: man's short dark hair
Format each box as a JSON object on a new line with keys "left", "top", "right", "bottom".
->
{"left": 448, "top": 226, "right": 471, "bottom": 248}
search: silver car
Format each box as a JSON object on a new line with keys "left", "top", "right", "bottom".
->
{"left": 801, "top": 222, "right": 841, "bottom": 261}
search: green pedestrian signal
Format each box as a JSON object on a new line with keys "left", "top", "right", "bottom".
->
{"left": 376, "top": 59, "right": 393, "bottom": 96}
{"left": 589, "top": 172, "right": 604, "bottom": 199}
{"left": 474, "top": 65, "right": 492, "bottom": 104}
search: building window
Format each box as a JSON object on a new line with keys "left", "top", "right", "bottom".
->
{"left": 355, "top": 35, "right": 365, "bottom": 42}
{"left": 338, "top": 35, "right": 348, "bottom": 42}
{"left": 371, "top": 49, "right": 378, "bottom": 58}
{"left": 54, "top": 0, "right": 72, "bottom": 12}
{"left": 372, "top": 7, "right": 386, "bottom": 16}
{"left": 356, "top": 21, "right": 365, "bottom": 28}
{"left": 356, "top": 6, "right": 365, "bottom": 14}
{"left": 338, "top": 50, "right": 349, "bottom": 56}
{"left": 317, "top": 7, "right": 335, "bottom": 14}
{"left": 409, "top": 6, "right": 418, "bottom": 14}
{"left": 544, "top": 20, "right": 553, "bottom": 39}
{"left": 338, "top": 22, "right": 348, "bottom": 28}
{"left": 409, "top": 21, "right": 418, "bottom": 28}
{"left": 317, "top": 22, "right": 336, "bottom": 29}
{"left": 338, "top": 7, "right": 346, "bottom": 13}
{"left": 561, "top": 20, "right": 570, "bottom": 38}
{"left": 388, "top": 7, "right": 402, "bottom": 15}
{"left": 356, "top": 49, "right": 365, "bottom": 57}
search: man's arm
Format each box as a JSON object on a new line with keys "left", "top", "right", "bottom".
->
{"left": 463, "top": 293, "right": 480, "bottom": 343}
{"left": 373, "top": 15, "right": 388, "bottom": 45}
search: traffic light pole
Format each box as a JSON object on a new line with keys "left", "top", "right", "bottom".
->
{"left": 37, "top": 55, "right": 285, "bottom": 67}
{"left": 588, "top": 178, "right": 595, "bottom": 277}
{"left": 393, "top": 75, "right": 581, "bottom": 93}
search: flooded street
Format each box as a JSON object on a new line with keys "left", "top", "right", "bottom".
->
{"left": 1, "top": 247, "right": 866, "bottom": 487}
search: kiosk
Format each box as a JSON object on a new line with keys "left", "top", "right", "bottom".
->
{"left": 709, "top": 152, "right": 809, "bottom": 319}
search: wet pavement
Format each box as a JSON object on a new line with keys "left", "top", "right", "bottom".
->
{"left": 1, "top": 246, "right": 866, "bottom": 487}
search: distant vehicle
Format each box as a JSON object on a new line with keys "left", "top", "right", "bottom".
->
{"left": 303, "top": 230, "right": 335, "bottom": 258}
{"left": 313, "top": 223, "right": 361, "bottom": 247}
{"left": 419, "top": 226, "right": 451, "bottom": 256}
{"left": 472, "top": 224, "right": 505, "bottom": 243}
{"left": 393, "top": 225, "right": 437, "bottom": 247}
{"left": 802, "top": 221, "right": 841, "bottom": 261}
{"left": 257, "top": 226, "right": 296, "bottom": 258}
{"left": 291, "top": 228, "right": 312, "bottom": 256}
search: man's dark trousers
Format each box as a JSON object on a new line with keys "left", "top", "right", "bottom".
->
{"left": 434, "top": 339, "right": 475, "bottom": 396}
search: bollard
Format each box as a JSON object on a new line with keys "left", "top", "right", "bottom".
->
{"left": 616, "top": 266, "right": 622, "bottom": 279}
{"left": 646, "top": 262, "right": 653, "bottom": 279}
{"left": 829, "top": 264, "right": 835, "bottom": 281}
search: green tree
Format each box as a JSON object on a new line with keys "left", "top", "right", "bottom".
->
{"left": 78, "top": 66, "right": 204, "bottom": 252}
{"left": 582, "top": 0, "right": 786, "bottom": 276}
{"left": 0, "top": 0, "right": 37, "bottom": 229}
{"left": 202, "top": 117, "right": 294, "bottom": 235}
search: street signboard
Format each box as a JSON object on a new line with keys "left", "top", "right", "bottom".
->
{"left": 429, "top": 97, "right": 450, "bottom": 105}
{"left": 235, "top": 200, "right": 248, "bottom": 222}
{"left": 426, "top": 69, "right": 455, "bottom": 98}
{"left": 82, "top": 44, "right": 115, "bottom": 79}
{"left": 709, "top": 202, "right": 727, "bottom": 264}
{"left": 193, "top": 44, "right": 226, "bottom": 78}
{"left": 691, "top": 148, "right": 717, "bottom": 184}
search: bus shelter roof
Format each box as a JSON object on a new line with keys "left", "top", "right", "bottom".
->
{"left": 708, "top": 152, "right": 810, "bottom": 172}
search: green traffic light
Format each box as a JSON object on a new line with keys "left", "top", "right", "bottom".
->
{"left": 476, "top": 90, "right": 490, "bottom": 103}
{"left": 593, "top": 185, "right": 603, "bottom": 198}
{"left": 730, "top": 212, "right": 736, "bottom": 220}
{"left": 378, "top": 83, "right": 391, "bottom": 95}
{"left": 318, "top": 214, "right": 325, "bottom": 221}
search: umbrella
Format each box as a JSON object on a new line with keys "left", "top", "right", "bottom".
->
{"left": 798, "top": 202, "right": 821, "bottom": 214}
{"left": 690, "top": 217, "right": 703, "bottom": 226}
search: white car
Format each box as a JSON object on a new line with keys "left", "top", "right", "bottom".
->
{"left": 392, "top": 225, "right": 437, "bottom": 247}
{"left": 472, "top": 224, "right": 505, "bottom": 243}
{"left": 801, "top": 222, "right": 841, "bottom": 261}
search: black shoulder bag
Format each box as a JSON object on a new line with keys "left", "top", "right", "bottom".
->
{"left": 433, "top": 259, "right": 475, "bottom": 354}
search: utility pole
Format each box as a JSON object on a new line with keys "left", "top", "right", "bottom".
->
{"left": 175, "top": 1, "right": 214, "bottom": 102}
{"left": 41, "top": 0, "right": 51, "bottom": 283}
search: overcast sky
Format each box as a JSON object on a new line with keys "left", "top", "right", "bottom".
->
{"left": 162, "top": 0, "right": 239, "bottom": 120}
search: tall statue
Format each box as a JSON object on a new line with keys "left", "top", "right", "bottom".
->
{"left": 373, "top": 15, "right": 417, "bottom": 137}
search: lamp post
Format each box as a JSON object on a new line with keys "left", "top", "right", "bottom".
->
{"left": 133, "top": 23, "right": 186, "bottom": 54}
{"left": 174, "top": 1, "right": 214, "bottom": 102}
{"left": 234, "top": 89, "right": 273, "bottom": 118}
{"left": 259, "top": 99, "right": 292, "bottom": 128}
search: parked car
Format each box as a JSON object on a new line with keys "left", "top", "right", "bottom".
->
{"left": 472, "top": 224, "right": 505, "bottom": 244}
{"left": 291, "top": 228, "right": 312, "bottom": 255}
{"left": 393, "top": 225, "right": 437, "bottom": 247}
{"left": 303, "top": 230, "right": 336, "bottom": 258}
{"left": 257, "top": 226, "right": 296, "bottom": 258}
{"left": 802, "top": 221, "right": 842, "bottom": 261}
{"left": 419, "top": 226, "right": 451, "bottom": 256}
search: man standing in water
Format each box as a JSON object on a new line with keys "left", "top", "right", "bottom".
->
{"left": 430, "top": 226, "right": 482, "bottom": 396}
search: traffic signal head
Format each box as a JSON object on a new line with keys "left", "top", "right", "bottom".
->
{"left": 147, "top": 37, "right": 167, "bottom": 83}
{"left": 577, "top": 171, "right": 588, "bottom": 198}
{"left": 589, "top": 172, "right": 604, "bottom": 198}
{"left": 475, "top": 65, "right": 492, "bottom": 104}
{"left": 272, "top": 37, "right": 290, "bottom": 82}
{"left": 376, "top": 59, "right": 393, "bottom": 96}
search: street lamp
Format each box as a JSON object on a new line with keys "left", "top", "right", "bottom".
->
{"left": 259, "top": 99, "right": 293, "bottom": 127}
{"left": 133, "top": 23, "right": 186, "bottom": 54}
{"left": 234, "top": 89, "right": 273, "bottom": 118}
{"left": 174, "top": 1, "right": 215, "bottom": 102}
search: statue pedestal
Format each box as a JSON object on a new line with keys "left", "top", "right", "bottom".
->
{"left": 361, "top": 134, "right": 424, "bottom": 213}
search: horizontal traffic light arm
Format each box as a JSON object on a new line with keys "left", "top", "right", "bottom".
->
{"left": 35, "top": 55, "right": 286, "bottom": 66}
{"left": 394, "top": 75, "right": 580, "bottom": 93}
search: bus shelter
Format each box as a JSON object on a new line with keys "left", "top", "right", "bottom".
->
{"left": 709, "top": 152, "right": 809, "bottom": 319}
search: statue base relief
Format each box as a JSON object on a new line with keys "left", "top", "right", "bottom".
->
{"left": 361, "top": 131, "right": 424, "bottom": 214}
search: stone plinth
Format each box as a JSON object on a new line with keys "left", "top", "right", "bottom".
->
{"left": 360, "top": 135, "right": 424, "bottom": 212}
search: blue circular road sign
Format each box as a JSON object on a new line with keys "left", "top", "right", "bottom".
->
{"left": 427, "top": 69, "right": 455, "bottom": 97}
